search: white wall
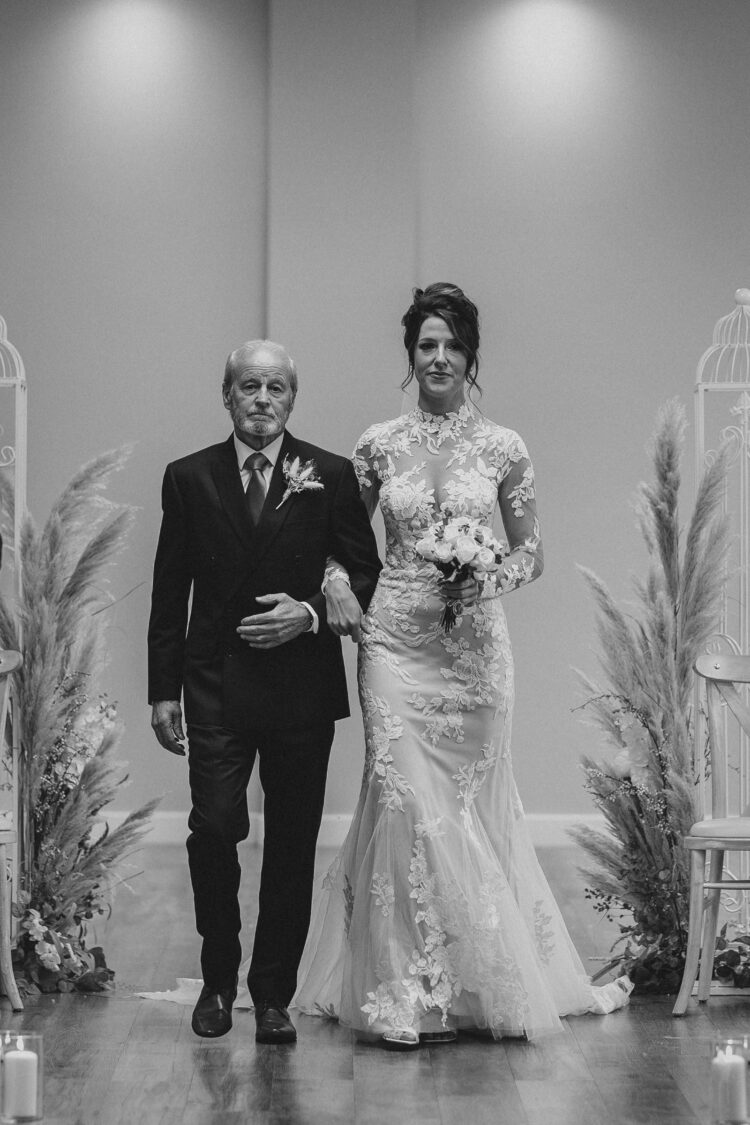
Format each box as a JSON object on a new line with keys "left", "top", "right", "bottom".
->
{"left": 0, "top": 0, "right": 268, "bottom": 817}
{"left": 266, "top": 0, "right": 417, "bottom": 812}
{"left": 411, "top": 0, "right": 750, "bottom": 810}
{"left": 1, "top": 0, "right": 749, "bottom": 823}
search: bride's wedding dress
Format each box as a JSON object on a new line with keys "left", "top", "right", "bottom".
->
{"left": 293, "top": 403, "right": 630, "bottom": 1040}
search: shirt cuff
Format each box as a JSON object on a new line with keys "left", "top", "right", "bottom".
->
{"left": 300, "top": 601, "right": 319, "bottom": 634}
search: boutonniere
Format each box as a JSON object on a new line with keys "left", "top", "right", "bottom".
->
{"left": 276, "top": 455, "right": 325, "bottom": 509}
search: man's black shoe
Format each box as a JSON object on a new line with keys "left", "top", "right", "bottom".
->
{"left": 191, "top": 983, "right": 237, "bottom": 1038}
{"left": 254, "top": 1001, "right": 297, "bottom": 1044}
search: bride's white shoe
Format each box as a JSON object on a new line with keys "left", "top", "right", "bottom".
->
{"left": 381, "top": 1028, "right": 420, "bottom": 1051}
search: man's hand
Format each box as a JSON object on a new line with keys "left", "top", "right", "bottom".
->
{"left": 325, "top": 578, "right": 363, "bottom": 642}
{"left": 238, "top": 593, "right": 312, "bottom": 649}
{"left": 151, "top": 700, "right": 186, "bottom": 756}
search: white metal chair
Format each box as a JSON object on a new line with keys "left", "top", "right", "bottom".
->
{"left": 0, "top": 650, "right": 23, "bottom": 1010}
{"left": 673, "top": 652, "right": 750, "bottom": 1016}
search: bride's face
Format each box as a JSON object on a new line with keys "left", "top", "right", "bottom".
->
{"left": 413, "top": 316, "right": 468, "bottom": 410}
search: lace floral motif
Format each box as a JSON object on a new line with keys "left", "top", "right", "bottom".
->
{"left": 533, "top": 900, "right": 556, "bottom": 965}
{"left": 361, "top": 981, "right": 419, "bottom": 1033}
{"left": 361, "top": 688, "right": 414, "bottom": 811}
{"left": 406, "top": 831, "right": 463, "bottom": 1026}
{"left": 412, "top": 403, "right": 474, "bottom": 452}
{"left": 453, "top": 741, "right": 499, "bottom": 833}
{"left": 360, "top": 828, "right": 535, "bottom": 1034}
{"left": 439, "top": 465, "right": 498, "bottom": 518}
{"left": 508, "top": 465, "right": 535, "bottom": 517}
{"left": 370, "top": 874, "right": 395, "bottom": 917}
{"left": 381, "top": 464, "right": 435, "bottom": 522}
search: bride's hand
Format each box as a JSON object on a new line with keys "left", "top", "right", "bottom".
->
{"left": 441, "top": 575, "right": 479, "bottom": 606}
{"left": 325, "top": 578, "right": 363, "bottom": 641}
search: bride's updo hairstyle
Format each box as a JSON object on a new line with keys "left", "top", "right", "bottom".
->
{"left": 401, "top": 282, "right": 481, "bottom": 394}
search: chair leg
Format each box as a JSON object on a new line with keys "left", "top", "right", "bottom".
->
{"left": 673, "top": 849, "right": 706, "bottom": 1016}
{"left": 0, "top": 844, "right": 22, "bottom": 1011}
{"left": 697, "top": 849, "right": 724, "bottom": 1002}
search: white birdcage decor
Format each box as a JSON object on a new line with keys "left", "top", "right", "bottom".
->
{"left": 0, "top": 318, "right": 27, "bottom": 911}
{"left": 694, "top": 289, "right": 750, "bottom": 935}
{"left": 0, "top": 318, "right": 28, "bottom": 586}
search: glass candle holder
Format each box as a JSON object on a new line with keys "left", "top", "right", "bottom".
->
{"left": 0, "top": 1032, "right": 43, "bottom": 1124}
{"left": 712, "top": 1037, "right": 750, "bottom": 1125}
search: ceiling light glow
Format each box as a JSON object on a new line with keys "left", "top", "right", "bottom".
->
{"left": 487, "top": 0, "right": 616, "bottom": 132}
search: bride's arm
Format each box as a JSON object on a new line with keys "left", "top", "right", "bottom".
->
{"left": 484, "top": 438, "right": 543, "bottom": 598}
{"left": 323, "top": 562, "right": 362, "bottom": 639}
{"left": 325, "top": 432, "right": 383, "bottom": 637}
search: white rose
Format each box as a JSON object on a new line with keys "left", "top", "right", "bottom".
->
{"left": 455, "top": 536, "right": 479, "bottom": 565}
{"left": 23, "top": 910, "right": 45, "bottom": 942}
{"left": 443, "top": 519, "right": 465, "bottom": 542}
{"left": 434, "top": 540, "right": 454, "bottom": 563}
{"left": 36, "top": 940, "right": 61, "bottom": 971}
{"left": 474, "top": 546, "right": 497, "bottom": 571}
{"left": 415, "top": 537, "right": 437, "bottom": 561}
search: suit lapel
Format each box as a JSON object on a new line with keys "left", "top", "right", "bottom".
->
{"left": 211, "top": 435, "right": 254, "bottom": 552}
{"left": 251, "top": 431, "right": 300, "bottom": 563}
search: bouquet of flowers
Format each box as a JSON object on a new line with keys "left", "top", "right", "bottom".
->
{"left": 415, "top": 514, "right": 506, "bottom": 632}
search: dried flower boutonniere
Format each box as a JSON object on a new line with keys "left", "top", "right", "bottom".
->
{"left": 276, "top": 456, "right": 324, "bottom": 509}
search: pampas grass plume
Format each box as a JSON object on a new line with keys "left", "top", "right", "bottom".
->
{"left": 573, "top": 400, "right": 732, "bottom": 988}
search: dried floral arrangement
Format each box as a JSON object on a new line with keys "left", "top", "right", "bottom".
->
{"left": 0, "top": 449, "right": 158, "bottom": 994}
{"left": 572, "top": 399, "right": 732, "bottom": 993}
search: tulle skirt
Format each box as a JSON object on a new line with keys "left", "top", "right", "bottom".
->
{"left": 293, "top": 575, "right": 631, "bottom": 1039}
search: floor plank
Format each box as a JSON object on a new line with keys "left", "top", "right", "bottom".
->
{"left": 2, "top": 843, "right": 743, "bottom": 1124}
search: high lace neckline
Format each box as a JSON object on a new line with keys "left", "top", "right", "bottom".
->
{"left": 412, "top": 401, "right": 474, "bottom": 427}
{"left": 407, "top": 401, "right": 475, "bottom": 451}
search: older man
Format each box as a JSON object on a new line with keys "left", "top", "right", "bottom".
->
{"left": 148, "top": 340, "right": 380, "bottom": 1042}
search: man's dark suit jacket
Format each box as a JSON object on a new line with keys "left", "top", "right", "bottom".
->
{"left": 148, "top": 430, "right": 381, "bottom": 731}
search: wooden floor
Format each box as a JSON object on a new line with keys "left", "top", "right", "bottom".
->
{"left": 4, "top": 844, "right": 744, "bottom": 1125}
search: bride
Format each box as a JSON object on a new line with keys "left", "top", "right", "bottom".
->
{"left": 293, "top": 282, "right": 630, "bottom": 1048}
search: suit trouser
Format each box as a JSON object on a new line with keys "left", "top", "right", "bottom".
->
{"left": 185, "top": 720, "right": 334, "bottom": 1006}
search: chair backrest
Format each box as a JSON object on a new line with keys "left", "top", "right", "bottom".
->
{"left": 694, "top": 653, "right": 750, "bottom": 818}
{"left": 0, "top": 650, "right": 20, "bottom": 735}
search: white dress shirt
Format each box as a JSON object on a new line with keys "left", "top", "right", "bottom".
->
{"left": 234, "top": 431, "right": 284, "bottom": 492}
{"left": 232, "top": 433, "right": 318, "bottom": 633}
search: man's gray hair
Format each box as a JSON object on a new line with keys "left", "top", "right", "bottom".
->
{"left": 223, "top": 339, "right": 298, "bottom": 397}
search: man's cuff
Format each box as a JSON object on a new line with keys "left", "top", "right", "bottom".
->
{"left": 300, "top": 601, "right": 319, "bottom": 634}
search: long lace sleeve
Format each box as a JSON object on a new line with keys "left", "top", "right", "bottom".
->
{"left": 323, "top": 427, "right": 383, "bottom": 589}
{"left": 484, "top": 433, "right": 543, "bottom": 598}
{"left": 351, "top": 427, "right": 383, "bottom": 521}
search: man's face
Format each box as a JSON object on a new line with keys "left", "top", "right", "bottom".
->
{"left": 223, "top": 347, "right": 296, "bottom": 449}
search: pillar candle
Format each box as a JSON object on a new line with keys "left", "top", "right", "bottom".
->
{"left": 2, "top": 1039, "right": 38, "bottom": 1119}
{"left": 712, "top": 1047, "right": 748, "bottom": 1124}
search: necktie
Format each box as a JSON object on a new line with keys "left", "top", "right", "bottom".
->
{"left": 244, "top": 452, "right": 268, "bottom": 525}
